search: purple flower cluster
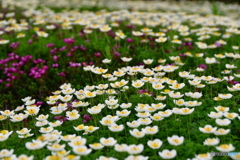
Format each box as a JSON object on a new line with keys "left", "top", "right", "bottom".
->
{"left": 0, "top": 53, "right": 32, "bottom": 87}
{"left": 69, "top": 62, "right": 81, "bottom": 67}
{"left": 63, "top": 38, "right": 75, "bottom": 44}
{"left": 54, "top": 115, "right": 69, "bottom": 122}
{"left": 29, "top": 65, "right": 48, "bottom": 79}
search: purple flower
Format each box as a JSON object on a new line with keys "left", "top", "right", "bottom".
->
{"left": 46, "top": 43, "right": 54, "bottom": 48}
{"left": 59, "top": 46, "right": 67, "bottom": 51}
{"left": 10, "top": 42, "right": 20, "bottom": 48}
{"left": 53, "top": 55, "right": 59, "bottom": 62}
{"left": 52, "top": 63, "right": 59, "bottom": 67}
{"left": 6, "top": 83, "right": 11, "bottom": 87}
{"left": 63, "top": 38, "right": 75, "bottom": 44}
{"left": 198, "top": 64, "right": 207, "bottom": 70}
{"left": 114, "top": 52, "right": 120, "bottom": 56}
{"left": 83, "top": 114, "right": 92, "bottom": 123}
{"left": 215, "top": 42, "right": 222, "bottom": 47}
{"left": 94, "top": 52, "right": 101, "bottom": 58}
{"left": 83, "top": 114, "right": 92, "bottom": 121}
{"left": 54, "top": 116, "right": 68, "bottom": 122}
{"left": 179, "top": 53, "right": 186, "bottom": 57}
{"left": 80, "top": 45, "right": 86, "bottom": 51}
{"left": 36, "top": 101, "right": 43, "bottom": 106}
{"left": 58, "top": 72, "right": 66, "bottom": 76}
{"left": 28, "top": 40, "right": 33, "bottom": 44}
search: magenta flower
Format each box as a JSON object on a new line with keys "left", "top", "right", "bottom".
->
{"left": 94, "top": 52, "right": 101, "bottom": 58}
{"left": 10, "top": 42, "right": 20, "bottom": 48}
{"left": 83, "top": 114, "right": 92, "bottom": 123}
{"left": 46, "top": 43, "right": 54, "bottom": 48}
{"left": 52, "top": 64, "right": 59, "bottom": 68}
{"left": 63, "top": 38, "right": 75, "bottom": 44}
{"left": 198, "top": 64, "right": 207, "bottom": 70}
{"left": 54, "top": 116, "right": 69, "bottom": 122}
{"left": 58, "top": 72, "right": 66, "bottom": 76}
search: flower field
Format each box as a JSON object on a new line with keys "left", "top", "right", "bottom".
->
{"left": 0, "top": 0, "right": 240, "bottom": 159}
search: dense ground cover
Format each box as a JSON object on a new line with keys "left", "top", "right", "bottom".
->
{"left": 0, "top": 0, "right": 240, "bottom": 159}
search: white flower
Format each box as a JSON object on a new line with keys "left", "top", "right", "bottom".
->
{"left": 143, "top": 59, "right": 153, "bottom": 65}
{"left": 105, "top": 99, "right": 118, "bottom": 106}
{"left": 25, "top": 106, "right": 40, "bottom": 115}
{"left": 60, "top": 95, "right": 73, "bottom": 102}
{"left": 36, "top": 114, "right": 49, "bottom": 121}
{"left": 89, "top": 143, "right": 104, "bottom": 150}
{"left": 214, "top": 128, "right": 230, "bottom": 136}
{"left": 169, "top": 92, "right": 184, "bottom": 98}
{"left": 147, "top": 139, "right": 163, "bottom": 149}
{"left": 159, "top": 149, "right": 177, "bottom": 159}
{"left": 215, "top": 118, "right": 231, "bottom": 126}
{"left": 173, "top": 99, "right": 185, "bottom": 106}
{"left": 73, "top": 146, "right": 92, "bottom": 155}
{"left": 224, "top": 112, "right": 238, "bottom": 119}
{"left": 100, "top": 25, "right": 111, "bottom": 32}
{"left": 184, "top": 101, "right": 202, "bottom": 107}
{"left": 25, "top": 140, "right": 47, "bottom": 150}
{"left": 97, "top": 156, "right": 118, "bottom": 160}
{"left": 137, "top": 118, "right": 152, "bottom": 125}
{"left": 143, "top": 126, "right": 159, "bottom": 135}
{"left": 205, "top": 57, "right": 217, "bottom": 64}
{"left": 121, "top": 57, "right": 132, "bottom": 62}
{"left": 47, "top": 144, "right": 66, "bottom": 152}
{"left": 208, "top": 112, "right": 223, "bottom": 119}
{"left": 216, "top": 144, "right": 235, "bottom": 152}
{"left": 108, "top": 124, "right": 124, "bottom": 132}
{"left": 68, "top": 138, "right": 87, "bottom": 148}
{"left": 36, "top": 31, "right": 49, "bottom": 37}
{"left": 195, "top": 153, "right": 213, "bottom": 160}
{"left": 120, "top": 103, "right": 132, "bottom": 109}
{"left": 132, "top": 80, "right": 144, "bottom": 88}
{"left": 0, "top": 149, "right": 14, "bottom": 158}
{"left": 203, "top": 138, "right": 220, "bottom": 146}
{"left": 214, "top": 106, "right": 229, "bottom": 112}
{"left": 39, "top": 126, "right": 54, "bottom": 134}
{"left": 167, "top": 135, "right": 184, "bottom": 146}
{"left": 100, "top": 137, "right": 117, "bottom": 146}
{"left": 102, "top": 59, "right": 111, "bottom": 64}
{"left": 169, "top": 83, "right": 185, "bottom": 90}
{"left": 129, "top": 129, "right": 145, "bottom": 138}
{"left": 16, "top": 128, "right": 31, "bottom": 135}
{"left": 127, "top": 144, "right": 144, "bottom": 154}
{"left": 151, "top": 103, "right": 166, "bottom": 110}
{"left": 199, "top": 125, "right": 217, "bottom": 133}
{"left": 0, "top": 110, "right": 15, "bottom": 117}
{"left": 61, "top": 88, "right": 75, "bottom": 95}
{"left": 126, "top": 121, "right": 141, "bottom": 128}
{"left": 218, "top": 93, "right": 232, "bottom": 99}
{"left": 116, "top": 110, "right": 131, "bottom": 117}
{"left": 178, "top": 108, "right": 194, "bottom": 115}
{"left": 114, "top": 144, "right": 128, "bottom": 152}
{"left": 152, "top": 82, "right": 165, "bottom": 90}
{"left": 17, "top": 154, "right": 34, "bottom": 160}
{"left": 150, "top": 113, "right": 164, "bottom": 121}
{"left": 125, "top": 155, "right": 149, "bottom": 160}
{"left": 155, "top": 37, "right": 167, "bottom": 43}
{"left": 158, "top": 110, "right": 172, "bottom": 117}
{"left": 66, "top": 109, "right": 80, "bottom": 120}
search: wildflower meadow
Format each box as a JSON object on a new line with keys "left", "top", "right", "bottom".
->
{"left": 0, "top": 0, "right": 240, "bottom": 159}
